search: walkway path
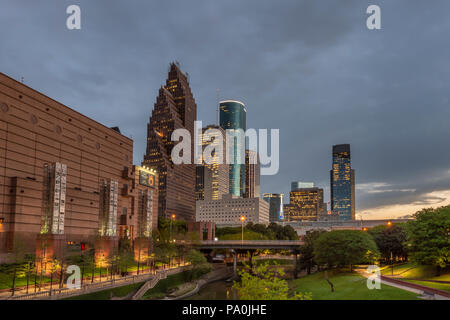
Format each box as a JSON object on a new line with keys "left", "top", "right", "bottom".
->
{"left": 358, "top": 269, "right": 450, "bottom": 300}
{"left": 3, "top": 264, "right": 189, "bottom": 300}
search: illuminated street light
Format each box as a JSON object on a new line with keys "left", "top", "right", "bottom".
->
{"left": 170, "top": 214, "right": 176, "bottom": 242}
{"left": 387, "top": 221, "right": 392, "bottom": 227}
{"left": 240, "top": 216, "right": 246, "bottom": 244}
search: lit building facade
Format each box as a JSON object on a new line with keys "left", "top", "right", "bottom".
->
{"left": 0, "top": 72, "right": 158, "bottom": 264}
{"left": 195, "top": 125, "right": 229, "bottom": 201}
{"left": 263, "top": 193, "right": 284, "bottom": 222}
{"left": 285, "top": 187, "right": 325, "bottom": 221}
{"left": 330, "top": 144, "right": 355, "bottom": 221}
{"left": 219, "top": 100, "right": 246, "bottom": 197}
{"left": 143, "top": 63, "right": 197, "bottom": 222}
{"left": 196, "top": 194, "right": 269, "bottom": 226}
{"left": 244, "top": 149, "right": 260, "bottom": 198}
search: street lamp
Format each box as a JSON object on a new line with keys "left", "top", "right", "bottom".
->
{"left": 240, "top": 216, "right": 246, "bottom": 244}
{"left": 387, "top": 221, "right": 392, "bottom": 227}
{"left": 170, "top": 214, "right": 176, "bottom": 242}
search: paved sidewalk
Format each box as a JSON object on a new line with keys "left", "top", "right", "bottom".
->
{"left": 358, "top": 270, "right": 450, "bottom": 300}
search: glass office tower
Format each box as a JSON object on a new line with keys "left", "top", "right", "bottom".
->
{"left": 263, "top": 193, "right": 284, "bottom": 222}
{"left": 330, "top": 144, "right": 355, "bottom": 221}
{"left": 219, "top": 100, "right": 246, "bottom": 197}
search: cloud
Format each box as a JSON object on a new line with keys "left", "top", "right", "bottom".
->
{"left": 1, "top": 1, "right": 450, "bottom": 219}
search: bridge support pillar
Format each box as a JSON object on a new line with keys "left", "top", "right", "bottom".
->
{"left": 231, "top": 250, "right": 237, "bottom": 277}
{"left": 292, "top": 250, "right": 298, "bottom": 279}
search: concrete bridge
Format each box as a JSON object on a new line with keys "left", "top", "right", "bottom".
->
{"left": 198, "top": 240, "right": 303, "bottom": 250}
{"left": 197, "top": 240, "right": 304, "bottom": 278}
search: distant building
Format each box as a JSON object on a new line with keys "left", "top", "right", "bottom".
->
{"left": 0, "top": 72, "right": 158, "bottom": 264}
{"left": 285, "top": 187, "right": 326, "bottom": 221}
{"left": 284, "top": 218, "right": 413, "bottom": 237}
{"left": 245, "top": 149, "right": 260, "bottom": 198}
{"left": 187, "top": 221, "right": 215, "bottom": 241}
{"left": 330, "top": 144, "right": 355, "bottom": 221}
{"left": 195, "top": 125, "right": 229, "bottom": 201}
{"left": 196, "top": 194, "right": 269, "bottom": 226}
{"left": 219, "top": 100, "right": 246, "bottom": 197}
{"left": 291, "top": 181, "right": 314, "bottom": 190}
{"left": 263, "top": 193, "right": 284, "bottom": 222}
{"left": 143, "top": 63, "right": 197, "bottom": 222}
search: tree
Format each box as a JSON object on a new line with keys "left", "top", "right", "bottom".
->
{"left": 186, "top": 249, "right": 211, "bottom": 279}
{"left": 368, "top": 224, "right": 408, "bottom": 263}
{"left": 313, "top": 230, "right": 379, "bottom": 271}
{"left": 298, "top": 230, "right": 326, "bottom": 274}
{"left": 232, "top": 262, "right": 311, "bottom": 300}
{"left": 406, "top": 206, "right": 450, "bottom": 275}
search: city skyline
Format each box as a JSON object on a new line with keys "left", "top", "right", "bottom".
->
{"left": 2, "top": 1, "right": 450, "bottom": 219}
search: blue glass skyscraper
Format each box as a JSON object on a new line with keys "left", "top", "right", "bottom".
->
{"left": 330, "top": 144, "right": 355, "bottom": 221}
{"left": 219, "top": 100, "right": 246, "bottom": 197}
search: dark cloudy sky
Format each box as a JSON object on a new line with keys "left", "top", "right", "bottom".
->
{"left": 2, "top": 1, "right": 450, "bottom": 218}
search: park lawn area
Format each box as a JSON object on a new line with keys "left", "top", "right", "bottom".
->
{"left": 290, "top": 271, "right": 420, "bottom": 300}
{"left": 218, "top": 231, "right": 270, "bottom": 241}
{"left": 0, "top": 272, "right": 52, "bottom": 290}
{"left": 380, "top": 262, "right": 438, "bottom": 279}
{"left": 381, "top": 262, "right": 450, "bottom": 283}
{"left": 403, "top": 279, "right": 450, "bottom": 292}
{"left": 63, "top": 281, "right": 144, "bottom": 300}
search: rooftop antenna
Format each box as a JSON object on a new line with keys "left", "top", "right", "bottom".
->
{"left": 216, "top": 88, "right": 220, "bottom": 125}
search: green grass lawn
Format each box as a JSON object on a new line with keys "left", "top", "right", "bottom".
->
{"left": 380, "top": 262, "right": 450, "bottom": 291}
{"left": 290, "top": 271, "right": 420, "bottom": 300}
{"left": 63, "top": 281, "right": 144, "bottom": 300}
{"left": 380, "top": 262, "right": 439, "bottom": 278}
{"left": 403, "top": 279, "right": 450, "bottom": 292}
{"left": 0, "top": 272, "right": 52, "bottom": 290}
{"left": 218, "top": 231, "right": 270, "bottom": 240}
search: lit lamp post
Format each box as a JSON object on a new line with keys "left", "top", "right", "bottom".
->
{"left": 170, "top": 214, "right": 176, "bottom": 243}
{"left": 240, "top": 216, "right": 246, "bottom": 245}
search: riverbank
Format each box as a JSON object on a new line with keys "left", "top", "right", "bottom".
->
{"left": 165, "top": 265, "right": 234, "bottom": 300}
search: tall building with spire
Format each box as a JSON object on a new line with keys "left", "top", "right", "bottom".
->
{"left": 330, "top": 144, "right": 355, "bottom": 221}
{"left": 143, "top": 63, "right": 197, "bottom": 222}
{"left": 219, "top": 100, "right": 246, "bottom": 197}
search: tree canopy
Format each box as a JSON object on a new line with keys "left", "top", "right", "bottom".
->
{"left": 406, "top": 206, "right": 450, "bottom": 270}
{"left": 368, "top": 224, "right": 408, "bottom": 262}
{"left": 232, "top": 262, "right": 311, "bottom": 300}
{"left": 313, "top": 230, "right": 379, "bottom": 269}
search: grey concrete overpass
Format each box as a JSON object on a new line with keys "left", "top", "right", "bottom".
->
{"left": 196, "top": 240, "right": 304, "bottom": 278}
{"left": 198, "top": 240, "right": 303, "bottom": 250}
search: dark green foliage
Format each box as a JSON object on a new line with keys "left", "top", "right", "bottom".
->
{"left": 298, "top": 230, "right": 326, "bottom": 274}
{"left": 406, "top": 206, "right": 450, "bottom": 271}
{"left": 313, "top": 230, "right": 380, "bottom": 269}
{"left": 368, "top": 224, "right": 408, "bottom": 262}
{"left": 215, "top": 222, "right": 298, "bottom": 240}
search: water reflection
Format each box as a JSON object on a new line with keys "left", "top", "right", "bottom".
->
{"left": 185, "top": 281, "right": 238, "bottom": 300}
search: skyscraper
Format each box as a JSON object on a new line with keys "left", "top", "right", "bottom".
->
{"left": 195, "top": 125, "right": 229, "bottom": 201}
{"left": 285, "top": 187, "right": 325, "bottom": 221}
{"left": 245, "top": 149, "right": 260, "bottom": 198}
{"left": 143, "top": 63, "right": 197, "bottom": 222}
{"left": 263, "top": 193, "right": 284, "bottom": 222}
{"left": 219, "top": 100, "right": 246, "bottom": 197}
{"left": 330, "top": 144, "right": 355, "bottom": 221}
{"left": 291, "top": 181, "right": 314, "bottom": 190}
